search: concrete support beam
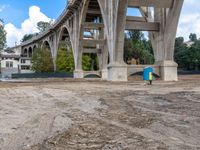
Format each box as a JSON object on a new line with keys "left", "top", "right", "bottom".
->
{"left": 82, "top": 48, "right": 101, "bottom": 53}
{"left": 82, "top": 22, "right": 104, "bottom": 29}
{"left": 126, "top": 16, "right": 146, "bottom": 22}
{"left": 126, "top": 21, "right": 159, "bottom": 31}
{"left": 81, "top": 39, "right": 105, "bottom": 45}
{"left": 128, "top": 0, "right": 173, "bottom": 8}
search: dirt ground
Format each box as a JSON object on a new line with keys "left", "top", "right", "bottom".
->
{"left": 0, "top": 75, "right": 200, "bottom": 150}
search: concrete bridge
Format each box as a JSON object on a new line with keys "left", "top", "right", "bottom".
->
{"left": 17, "top": 0, "right": 184, "bottom": 81}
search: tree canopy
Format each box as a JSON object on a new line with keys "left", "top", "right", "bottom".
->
{"left": 0, "top": 19, "right": 7, "bottom": 51}
{"left": 56, "top": 44, "right": 74, "bottom": 73}
{"left": 124, "top": 30, "right": 154, "bottom": 65}
{"left": 21, "top": 21, "right": 52, "bottom": 43}
{"left": 31, "top": 47, "right": 54, "bottom": 73}
{"left": 21, "top": 33, "right": 38, "bottom": 42}
{"left": 174, "top": 34, "right": 200, "bottom": 70}
{"left": 37, "top": 21, "right": 52, "bottom": 32}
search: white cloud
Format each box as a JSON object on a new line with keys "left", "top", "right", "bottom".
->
{"left": 177, "top": 0, "right": 200, "bottom": 41}
{"left": 5, "top": 6, "right": 52, "bottom": 47}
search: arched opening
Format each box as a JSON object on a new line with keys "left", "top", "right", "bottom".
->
{"left": 84, "top": 74, "right": 101, "bottom": 78}
{"left": 80, "top": 0, "right": 106, "bottom": 74}
{"left": 57, "top": 26, "right": 75, "bottom": 73}
{"left": 124, "top": 6, "right": 156, "bottom": 81}
{"left": 28, "top": 47, "right": 33, "bottom": 58}
{"left": 42, "top": 41, "right": 51, "bottom": 52}
{"left": 22, "top": 48, "right": 28, "bottom": 57}
{"left": 31, "top": 41, "right": 54, "bottom": 73}
{"left": 33, "top": 45, "right": 37, "bottom": 53}
{"left": 128, "top": 70, "right": 160, "bottom": 81}
{"left": 82, "top": 53, "right": 99, "bottom": 71}
{"left": 124, "top": 7, "right": 155, "bottom": 66}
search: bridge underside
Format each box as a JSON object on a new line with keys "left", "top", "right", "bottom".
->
{"left": 20, "top": 0, "right": 184, "bottom": 82}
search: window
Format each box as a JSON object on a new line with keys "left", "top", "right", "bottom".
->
{"left": 21, "top": 59, "right": 26, "bottom": 64}
{"left": 10, "top": 62, "right": 13, "bottom": 68}
{"left": 21, "top": 65, "right": 30, "bottom": 70}
{"left": 6, "top": 61, "right": 9, "bottom": 68}
{"left": 6, "top": 61, "right": 14, "bottom": 68}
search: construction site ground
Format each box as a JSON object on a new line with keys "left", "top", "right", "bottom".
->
{"left": 0, "top": 75, "right": 200, "bottom": 150}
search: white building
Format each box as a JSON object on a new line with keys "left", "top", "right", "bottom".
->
{"left": 0, "top": 45, "right": 34, "bottom": 78}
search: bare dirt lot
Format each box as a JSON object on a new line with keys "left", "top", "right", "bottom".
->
{"left": 0, "top": 75, "right": 200, "bottom": 150}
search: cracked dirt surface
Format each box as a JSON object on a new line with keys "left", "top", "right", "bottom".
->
{"left": 0, "top": 75, "right": 200, "bottom": 150}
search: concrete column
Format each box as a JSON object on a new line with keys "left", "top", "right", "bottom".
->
{"left": 101, "top": 42, "right": 108, "bottom": 80}
{"left": 156, "top": 61, "right": 178, "bottom": 81}
{"left": 106, "top": 0, "right": 128, "bottom": 81}
{"left": 73, "top": 10, "right": 84, "bottom": 79}
{"left": 149, "top": 0, "right": 184, "bottom": 81}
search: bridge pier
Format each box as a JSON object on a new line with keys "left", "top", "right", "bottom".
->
{"left": 149, "top": 0, "right": 184, "bottom": 81}
{"left": 156, "top": 61, "right": 178, "bottom": 81}
{"left": 108, "top": 62, "right": 127, "bottom": 81}
{"left": 102, "top": 0, "right": 129, "bottom": 81}
{"left": 74, "top": 69, "right": 84, "bottom": 78}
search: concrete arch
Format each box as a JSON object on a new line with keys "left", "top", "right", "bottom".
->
{"left": 83, "top": 71, "right": 101, "bottom": 78}
{"left": 42, "top": 40, "right": 51, "bottom": 52}
{"left": 33, "top": 45, "right": 37, "bottom": 50}
{"left": 84, "top": 74, "right": 101, "bottom": 78}
{"left": 127, "top": 65, "right": 160, "bottom": 78}
{"left": 57, "top": 25, "right": 75, "bottom": 72}
{"left": 41, "top": 40, "right": 54, "bottom": 60}
{"left": 58, "top": 25, "right": 73, "bottom": 52}
{"left": 78, "top": 0, "right": 108, "bottom": 71}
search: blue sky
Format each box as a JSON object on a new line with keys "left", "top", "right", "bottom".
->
{"left": 0, "top": 0, "right": 199, "bottom": 46}
{"left": 0, "top": 0, "right": 66, "bottom": 27}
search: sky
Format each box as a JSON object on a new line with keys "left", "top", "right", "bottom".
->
{"left": 0, "top": 0, "right": 199, "bottom": 47}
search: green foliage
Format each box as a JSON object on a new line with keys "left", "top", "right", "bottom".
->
{"left": 189, "top": 33, "right": 197, "bottom": 42}
{"left": 82, "top": 54, "right": 92, "bottom": 71}
{"left": 174, "top": 35, "right": 200, "bottom": 70}
{"left": 56, "top": 44, "right": 74, "bottom": 72}
{"left": 174, "top": 37, "right": 188, "bottom": 68}
{"left": 0, "top": 19, "right": 7, "bottom": 51}
{"left": 37, "top": 21, "right": 51, "bottom": 32}
{"left": 183, "top": 41, "right": 200, "bottom": 70}
{"left": 31, "top": 47, "right": 54, "bottom": 73}
{"left": 124, "top": 31, "right": 154, "bottom": 64}
{"left": 21, "top": 33, "right": 38, "bottom": 42}
{"left": 82, "top": 54, "right": 99, "bottom": 71}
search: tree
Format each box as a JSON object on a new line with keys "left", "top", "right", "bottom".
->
{"left": 174, "top": 37, "right": 188, "bottom": 68}
{"left": 56, "top": 44, "right": 74, "bottom": 72}
{"left": 124, "top": 30, "right": 154, "bottom": 65}
{"left": 184, "top": 41, "right": 200, "bottom": 70}
{"left": 0, "top": 19, "right": 7, "bottom": 51}
{"left": 37, "top": 21, "right": 51, "bottom": 32}
{"left": 21, "top": 33, "right": 38, "bottom": 42}
{"left": 174, "top": 36, "right": 200, "bottom": 71}
{"left": 31, "top": 47, "right": 54, "bottom": 73}
{"left": 82, "top": 54, "right": 92, "bottom": 71}
{"left": 189, "top": 33, "right": 197, "bottom": 42}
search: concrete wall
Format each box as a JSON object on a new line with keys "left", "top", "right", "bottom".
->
{"left": 1, "top": 59, "right": 19, "bottom": 78}
{"left": 127, "top": 65, "right": 159, "bottom": 76}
